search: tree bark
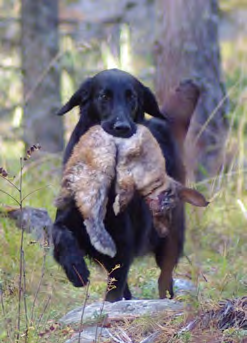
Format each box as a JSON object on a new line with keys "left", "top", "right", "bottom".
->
{"left": 21, "top": 0, "right": 64, "bottom": 152}
{"left": 155, "top": 0, "right": 228, "bottom": 180}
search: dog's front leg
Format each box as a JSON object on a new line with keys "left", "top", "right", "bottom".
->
{"left": 52, "top": 209, "right": 90, "bottom": 287}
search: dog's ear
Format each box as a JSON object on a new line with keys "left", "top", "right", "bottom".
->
{"left": 177, "top": 184, "right": 209, "bottom": 207}
{"left": 138, "top": 83, "right": 165, "bottom": 120}
{"left": 57, "top": 78, "right": 92, "bottom": 116}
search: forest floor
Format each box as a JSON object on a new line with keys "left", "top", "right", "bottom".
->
{"left": 0, "top": 42, "right": 247, "bottom": 342}
{"left": 0, "top": 138, "right": 246, "bottom": 343}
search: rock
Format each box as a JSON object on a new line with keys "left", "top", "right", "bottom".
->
{"left": 3, "top": 206, "right": 53, "bottom": 245}
{"left": 65, "top": 327, "right": 110, "bottom": 343}
{"left": 60, "top": 298, "right": 183, "bottom": 326}
{"left": 174, "top": 278, "right": 197, "bottom": 295}
{"left": 64, "top": 296, "right": 247, "bottom": 342}
{"left": 61, "top": 298, "right": 183, "bottom": 342}
{"left": 61, "top": 279, "right": 196, "bottom": 342}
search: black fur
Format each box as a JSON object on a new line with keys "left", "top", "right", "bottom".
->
{"left": 53, "top": 69, "right": 185, "bottom": 301}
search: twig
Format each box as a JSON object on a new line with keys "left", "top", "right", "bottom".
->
{"left": 0, "top": 189, "right": 20, "bottom": 206}
{"left": 95, "top": 298, "right": 107, "bottom": 342}
{"left": 30, "top": 249, "right": 47, "bottom": 323}
{"left": 23, "top": 40, "right": 94, "bottom": 105}
{"left": 94, "top": 262, "right": 120, "bottom": 343}
{"left": 22, "top": 251, "right": 29, "bottom": 343}
{"left": 37, "top": 294, "right": 52, "bottom": 331}
{"left": 193, "top": 79, "right": 241, "bottom": 146}
{"left": 71, "top": 266, "right": 90, "bottom": 343}
{"left": 105, "top": 329, "right": 125, "bottom": 343}
{"left": 14, "top": 154, "right": 61, "bottom": 183}
{"left": 177, "top": 318, "right": 198, "bottom": 335}
{"left": 0, "top": 175, "right": 20, "bottom": 192}
{"left": 22, "top": 185, "right": 51, "bottom": 203}
{"left": 16, "top": 157, "right": 24, "bottom": 342}
{"left": 0, "top": 290, "right": 12, "bottom": 342}
{"left": 78, "top": 282, "right": 90, "bottom": 343}
{"left": 23, "top": 51, "right": 64, "bottom": 105}
{"left": 94, "top": 260, "right": 109, "bottom": 343}
{"left": 118, "top": 327, "right": 132, "bottom": 342}
{"left": 195, "top": 168, "right": 247, "bottom": 187}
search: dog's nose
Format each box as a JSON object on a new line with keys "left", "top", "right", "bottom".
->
{"left": 113, "top": 121, "right": 131, "bottom": 135}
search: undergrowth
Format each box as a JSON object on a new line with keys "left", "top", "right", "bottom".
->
{"left": 0, "top": 123, "right": 246, "bottom": 342}
{"left": 0, "top": 43, "right": 246, "bottom": 342}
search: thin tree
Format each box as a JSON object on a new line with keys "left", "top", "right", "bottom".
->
{"left": 155, "top": 0, "right": 228, "bottom": 180}
{"left": 21, "top": 0, "right": 64, "bottom": 152}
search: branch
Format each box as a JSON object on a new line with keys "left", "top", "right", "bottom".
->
{"left": 0, "top": 189, "right": 20, "bottom": 206}
{"left": 22, "top": 185, "right": 51, "bottom": 203}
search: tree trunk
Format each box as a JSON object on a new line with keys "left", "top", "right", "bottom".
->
{"left": 155, "top": 0, "right": 228, "bottom": 180}
{"left": 21, "top": 0, "right": 64, "bottom": 152}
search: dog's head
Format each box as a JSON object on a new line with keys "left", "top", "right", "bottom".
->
{"left": 57, "top": 69, "right": 164, "bottom": 138}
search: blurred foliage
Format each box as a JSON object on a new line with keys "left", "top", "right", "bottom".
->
{"left": 221, "top": 0, "right": 247, "bottom": 10}
{"left": 0, "top": 0, "right": 247, "bottom": 341}
{"left": 1, "top": 0, "right": 246, "bottom": 144}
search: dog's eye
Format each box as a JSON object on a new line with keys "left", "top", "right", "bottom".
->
{"left": 125, "top": 90, "right": 136, "bottom": 101}
{"left": 101, "top": 94, "right": 108, "bottom": 100}
{"left": 99, "top": 91, "right": 112, "bottom": 101}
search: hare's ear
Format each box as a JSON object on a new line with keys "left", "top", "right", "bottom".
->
{"left": 178, "top": 185, "right": 209, "bottom": 207}
{"left": 56, "top": 78, "right": 92, "bottom": 116}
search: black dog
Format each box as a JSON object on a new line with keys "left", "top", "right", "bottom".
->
{"left": 52, "top": 69, "right": 197, "bottom": 302}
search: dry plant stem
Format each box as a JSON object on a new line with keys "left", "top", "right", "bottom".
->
{"left": 216, "top": 93, "right": 240, "bottom": 192}
{"left": 196, "top": 168, "right": 247, "bottom": 188}
{"left": 95, "top": 261, "right": 109, "bottom": 343}
{"left": 24, "top": 41, "right": 93, "bottom": 105}
{"left": 23, "top": 40, "right": 92, "bottom": 106}
{"left": 0, "top": 174, "right": 20, "bottom": 192}
{"left": 22, "top": 185, "right": 51, "bottom": 203}
{"left": 14, "top": 154, "right": 61, "bottom": 183}
{"left": 95, "top": 263, "right": 119, "bottom": 343}
{"left": 22, "top": 252, "right": 29, "bottom": 343}
{"left": 95, "top": 294, "right": 107, "bottom": 343}
{"left": 37, "top": 293, "right": 52, "bottom": 331}
{"left": 237, "top": 107, "right": 246, "bottom": 196}
{"left": 24, "top": 50, "right": 63, "bottom": 105}
{"left": 16, "top": 157, "right": 28, "bottom": 342}
{"left": 0, "top": 189, "right": 20, "bottom": 206}
{"left": 72, "top": 267, "right": 90, "bottom": 343}
{"left": 78, "top": 280, "right": 90, "bottom": 343}
{"left": 193, "top": 79, "right": 241, "bottom": 146}
{"left": 105, "top": 329, "right": 125, "bottom": 343}
{"left": 0, "top": 290, "right": 12, "bottom": 342}
{"left": 31, "top": 249, "right": 47, "bottom": 323}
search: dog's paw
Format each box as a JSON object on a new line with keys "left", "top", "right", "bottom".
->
{"left": 64, "top": 254, "right": 90, "bottom": 287}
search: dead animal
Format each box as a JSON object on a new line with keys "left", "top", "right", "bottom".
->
{"left": 114, "top": 125, "right": 208, "bottom": 236}
{"left": 55, "top": 125, "right": 117, "bottom": 258}
{"left": 55, "top": 124, "right": 208, "bottom": 257}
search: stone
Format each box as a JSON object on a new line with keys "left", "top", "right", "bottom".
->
{"left": 5, "top": 206, "right": 53, "bottom": 245}
{"left": 61, "top": 279, "right": 197, "bottom": 342}
{"left": 60, "top": 298, "right": 183, "bottom": 326}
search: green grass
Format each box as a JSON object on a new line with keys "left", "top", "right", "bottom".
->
{"left": 0, "top": 41, "right": 247, "bottom": 342}
{"left": 0, "top": 144, "right": 246, "bottom": 342}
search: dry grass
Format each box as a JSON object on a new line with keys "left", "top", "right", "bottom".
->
{"left": 0, "top": 40, "right": 247, "bottom": 342}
